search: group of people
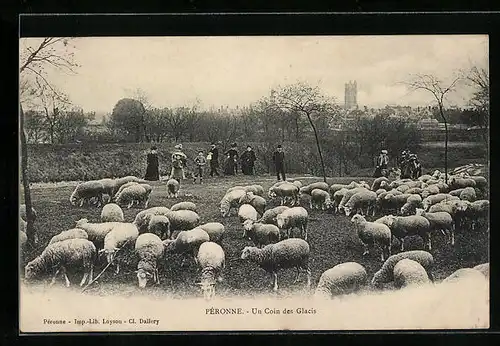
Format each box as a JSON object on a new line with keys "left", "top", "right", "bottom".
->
{"left": 373, "top": 148, "right": 422, "bottom": 179}
{"left": 143, "top": 142, "right": 288, "bottom": 183}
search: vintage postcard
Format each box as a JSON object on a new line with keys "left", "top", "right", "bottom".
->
{"left": 19, "top": 32, "right": 489, "bottom": 332}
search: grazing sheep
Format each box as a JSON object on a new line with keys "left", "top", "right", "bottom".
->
{"left": 20, "top": 204, "right": 37, "bottom": 222}
{"left": 166, "top": 178, "right": 180, "bottom": 198}
{"left": 245, "top": 184, "right": 265, "bottom": 196}
{"left": 396, "top": 184, "right": 410, "bottom": 193}
{"left": 429, "top": 200, "right": 469, "bottom": 228}
{"left": 406, "top": 187, "right": 423, "bottom": 195}
{"left": 418, "top": 174, "right": 433, "bottom": 183}
{"left": 99, "top": 223, "right": 139, "bottom": 274}
{"left": 338, "top": 187, "right": 370, "bottom": 213}
{"left": 276, "top": 207, "right": 309, "bottom": 240}
{"left": 239, "top": 192, "right": 267, "bottom": 215}
{"left": 49, "top": 228, "right": 88, "bottom": 245}
{"left": 115, "top": 184, "right": 151, "bottom": 209}
{"left": 257, "top": 206, "right": 290, "bottom": 226}
{"left": 196, "top": 242, "right": 226, "bottom": 300}
{"left": 100, "top": 203, "right": 125, "bottom": 222}
{"left": 421, "top": 185, "right": 440, "bottom": 198}
{"left": 166, "top": 209, "right": 201, "bottom": 234}
{"left": 371, "top": 250, "right": 434, "bottom": 288}
{"left": 238, "top": 204, "right": 259, "bottom": 226}
{"left": 393, "top": 258, "right": 430, "bottom": 288}
{"left": 95, "top": 178, "right": 117, "bottom": 202}
{"left": 472, "top": 263, "right": 489, "bottom": 278}
{"left": 227, "top": 185, "right": 247, "bottom": 194}
{"left": 70, "top": 181, "right": 105, "bottom": 207}
{"left": 170, "top": 201, "right": 197, "bottom": 212}
{"left": 469, "top": 176, "right": 487, "bottom": 191}
{"left": 449, "top": 188, "right": 465, "bottom": 197}
{"left": 197, "top": 222, "right": 225, "bottom": 244}
{"left": 350, "top": 214, "right": 392, "bottom": 261}
{"left": 113, "top": 176, "right": 147, "bottom": 195}
{"left": 329, "top": 183, "right": 348, "bottom": 196}
{"left": 24, "top": 238, "right": 96, "bottom": 287}
{"left": 464, "top": 199, "right": 489, "bottom": 231}
{"left": 382, "top": 193, "right": 411, "bottom": 214}
{"left": 133, "top": 207, "right": 171, "bottom": 233}
{"left": 135, "top": 233, "right": 164, "bottom": 288}
{"left": 449, "top": 177, "right": 477, "bottom": 190}
{"left": 459, "top": 187, "right": 477, "bottom": 202}
{"left": 343, "top": 190, "right": 377, "bottom": 217}
{"left": 382, "top": 215, "right": 432, "bottom": 251}
{"left": 443, "top": 268, "right": 486, "bottom": 284}
{"left": 240, "top": 238, "right": 311, "bottom": 292}
{"left": 163, "top": 228, "right": 210, "bottom": 265}
{"left": 299, "top": 182, "right": 330, "bottom": 196}
{"left": 400, "top": 194, "right": 423, "bottom": 216}
{"left": 270, "top": 183, "right": 300, "bottom": 206}
{"left": 371, "top": 177, "right": 390, "bottom": 191}
{"left": 74, "top": 218, "right": 123, "bottom": 249}
{"left": 314, "top": 262, "right": 368, "bottom": 299}
{"left": 416, "top": 209, "right": 455, "bottom": 246}
{"left": 242, "top": 220, "right": 280, "bottom": 247}
{"left": 332, "top": 188, "right": 349, "bottom": 214}
{"left": 220, "top": 189, "right": 247, "bottom": 217}
{"left": 423, "top": 193, "right": 458, "bottom": 211}
{"left": 310, "top": 188, "right": 333, "bottom": 211}
{"left": 147, "top": 215, "right": 172, "bottom": 240}
{"left": 113, "top": 181, "right": 139, "bottom": 200}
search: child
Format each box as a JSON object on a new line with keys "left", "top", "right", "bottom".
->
{"left": 194, "top": 150, "right": 207, "bottom": 184}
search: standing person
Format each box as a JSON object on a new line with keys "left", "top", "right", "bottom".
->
{"left": 144, "top": 146, "right": 160, "bottom": 181}
{"left": 208, "top": 142, "right": 220, "bottom": 177}
{"left": 272, "top": 144, "right": 286, "bottom": 181}
{"left": 224, "top": 143, "right": 239, "bottom": 176}
{"left": 374, "top": 149, "right": 389, "bottom": 178}
{"left": 170, "top": 144, "right": 187, "bottom": 184}
{"left": 193, "top": 150, "right": 207, "bottom": 184}
{"left": 241, "top": 145, "right": 257, "bottom": 175}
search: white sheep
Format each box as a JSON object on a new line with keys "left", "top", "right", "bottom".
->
{"left": 310, "top": 188, "right": 333, "bottom": 211}
{"left": 115, "top": 184, "right": 152, "bottom": 209}
{"left": 400, "top": 194, "right": 423, "bottom": 216}
{"left": 380, "top": 215, "right": 432, "bottom": 251}
{"left": 371, "top": 250, "right": 434, "bottom": 288}
{"left": 276, "top": 207, "right": 308, "bottom": 240}
{"left": 443, "top": 268, "right": 486, "bottom": 284}
{"left": 24, "top": 238, "right": 96, "bottom": 287}
{"left": 74, "top": 218, "right": 123, "bottom": 249}
{"left": 350, "top": 214, "right": 391, "bottom": 261}
{"left": 100, "top": 203, "right": 125, "bottom": 222}
{"left": 418, "top": 174, "right": 433, "bottom": 182}
{"left": 170, "top": 201, "right": 197, "bottom": 212}
{"left": 166, "top": 178, "right": 180, "bottom": 198}
{"left": 133, "top": 206, "right": 171, "bottom": 233}
{"left": 165, "top": 209, "right": 201, "bottom": 234}
{"left": 314, "top": 262, "right": 367, "bottom": 299}
{"left": 423, "top": 193, "right": 459, "bottom": 211}
{"left": 473, "top": 263, "right": 489, "bottom": 279}
{"left": 113, "top": 176, "right": 147, "bottom": 195}
{"left": 449, "top": 188, "right": 466, "bottom": 197}
{"left": 332, "top": 188, "right": 348, "bottom": 214}
{"left": 240, "top": 238, "right": 311, "bottom": 292}
{"left": 147, "top": 215, "right": 171, "bottom": 240}
{"left": 338, "top": 187, "right": 370, "bottom": 213}
{"left": 69, "top": 181, "right": 105, "bottom": 207}
{"left": 421, "top": 184, "right": 440, "bottom": 198}
{"left": 239, "top": 192, "right": 267, "bottom": 215}
{"left": 343, "top": 190, "right": 377, "bottom": 217}
{"left": 382, "top": 193, "right": 411, "bottom": 214}
{"left": 196, "top": 241, "right": 226, "bottom": 300}
{"left": 416, "top": 208, "right": 455, "bottom": 246}
{"left": 459, "top": 187, "right": 477, "bottom": 202}
{"left": 135, "top": 233, "right": 164, "bottom": 288}
{"left": 242, "top": 219, "right": 280, "bottom": 247}
{"left": 329, "top": 183, "right": 349, "bottom": 196}
{"left": 49, "top": 228, "right": 88, "bottom": 245}
{"left": 238, "top": 204, "right": 259, "bottom": 235}
{"left": 99, "top": 222, "right": 139, "bottom": 274}
{"left": 197, "top": 222, "right": 225, "bottom": 244}
{"left": 257, "top": 206, "right": 290, "bottom": 226}
{"left": 464, "top": 199, "right": 489, "bottom": 231}
{"left": 393, "top": 258, "right": 431, "bottom": 288}
{"left": 270, "top": 183, "right": 300, "bottom": 206}
{"left": 245, "top": 184, "right": 265, "bottom": 196}
{"left": 220, "top": 189, "right": 247, "bottom": 217}
{"left": 163, "top": 228, "right": 210, "bottom": 266}
{"left": 371, "top": 177, "right": 390, "bottom": 191}
{"left": 96, "top": 178, "right": 117, "bottom": 202}
{"left": 449, "top": 177, "right": 477, "bottom": 190}
{"left": 112, "top": 181, "right": 139, "bottom": 200}
{"left": 469, "top": 176, "right": 487, "bottom": 191}
{"left": 299, "top": 182, "right": 330, "bottom": 196}
{"left": 20, "top": 204, "right": 37, "bottom": 222}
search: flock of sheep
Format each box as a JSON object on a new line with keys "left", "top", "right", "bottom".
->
{"left": 20, "top": 169, "right": 489, "bottom": 301}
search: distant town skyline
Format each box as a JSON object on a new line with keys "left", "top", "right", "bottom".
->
{"left": 20, "top": 35, "right": 488, "bottom": 114}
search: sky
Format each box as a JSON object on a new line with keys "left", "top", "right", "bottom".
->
{"left": 20, "top": 35, "right": 488, "bottom": 114}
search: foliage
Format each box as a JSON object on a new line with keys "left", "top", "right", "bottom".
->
{"left": 108, "top": 98, "right": 146, "bottom": 142}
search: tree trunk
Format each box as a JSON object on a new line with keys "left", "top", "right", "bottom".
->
{"left": 439, "top": 105, "right": 449, "bottom": 184}
{"left": 305, "top": 112, "right": 327, "bottom": 183}
{"left": 20, "top": 104, "right": 36, "bottom": 245}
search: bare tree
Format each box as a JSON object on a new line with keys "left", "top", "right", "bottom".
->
{"left": 263, "top": 81, "right": 340, "bottom": 183}
{"left": 403, "top": 74, "right": 461, "bottom": 183}
{"left": 464, "top": 65, "right": 489, "bottom": 145}
{"left": 19, "top": 37, "right": 79, "bottom": 244}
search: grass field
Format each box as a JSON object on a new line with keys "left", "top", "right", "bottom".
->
{"left": 20, "top": 174, "right": 489, "bottom": 300}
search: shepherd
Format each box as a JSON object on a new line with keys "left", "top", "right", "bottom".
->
{"left": 144, "top": 145, "right": 160, "bottom": 181}
{"left": 373, "top": 149, "right": 389, "bottom": 178}
{"left": 241, "top": 145, "right": 256, "bottom": 175}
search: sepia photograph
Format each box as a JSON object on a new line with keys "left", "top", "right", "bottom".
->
{"left": 19, "top": 33, "right": 489, "bottom": 332}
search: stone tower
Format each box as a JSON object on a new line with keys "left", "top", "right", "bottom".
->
{"left": 344, "top": 80, "right": 358, "bottom": 110}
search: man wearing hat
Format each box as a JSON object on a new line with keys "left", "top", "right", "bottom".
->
{"left": 224, "top": 143, "right": 239, "bottom": 175}
{"left": 272, "top": 144, "right": 286, "bottom": 181}
{"left": 374, "top": 149, "right": 389, "bottom": 178}
{"left": 241, "top": 145, "right": 257, "bottom": 175}
{"left": 208, "top": 142, "right": 220, "bottom": 177}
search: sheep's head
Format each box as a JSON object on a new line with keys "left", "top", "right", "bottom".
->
{"left": 344, "top": 206, "right": 353, "bottom": 217}
{"left": 359, "top": 181, "right": 370, "bottom": 189}
{"left": 276, "top": 214, "right": 286, "bottom": 229}
{"left": 75, "top": 218, "right": 89, "bottom": 227}
{"left": 415, "top": 208, "right": 425, "bottom": 216}
{"left": 242, "top": 219, "right": 254, "bottom": 235}
{"left": 350, "top": 213, "right": 365, "bottom": 224}
{"left": 379, "top": 181, "right": 389, "bottom": 189}
{"left": 136, "top": 269, "right": 153, "bottom": 289}
{"left": 219, "top": 200, "right": 230, "bottom": 217}
{"left": 240, "top": 246, "right": 259, "bottom": 260}
{"left": 384, "top": 215, "right": 397, "bottom": 227}
{"left": 196, "top": 280, "right": 216, "bottom": 301}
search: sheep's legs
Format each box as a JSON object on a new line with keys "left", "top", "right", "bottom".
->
{"left": 272, "top": 272, "right": 279, "bottom": 292}
{"left": 362, "top": 244, "right": 370, "bottom": 256}
{"left": 80, "top": 272, "right": 89, "bottom": 287}
{"left": 61, "top": 267, "right": 71, "bottom": 287}
{"left": 426, "top": 233, "right": 432, "bottom": 251}
{"left": 293, "top": 268, "right": 300, "bottom": 283}
{"left": 305, "top": 267, "right": 311, "bottom": 289}
{"left": 88, "top": 264, "right": 94, "bottom": 284}
{"left": 50, "top": 267, "right": 63, "bottom": 286}
{"left": 450, "top": 229, "right": 455, "bottom": 246}
{"left": 400, "top": 238, "right": 405, "bottom": 252}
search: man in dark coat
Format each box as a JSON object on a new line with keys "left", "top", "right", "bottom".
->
{"left": 224, "top": 143, "right": 239, "bottom": 175}
{"left": 272, "top": 144, "right": 286, "bottom": 181}
{"left": 241, "top": 145, "right": 257, "bottom": 175}
{"left": 208, "top": 142, "right": 220, "bottom": 177}
{"left": 144, "top": 146, "right": 160, "bottom": 181}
